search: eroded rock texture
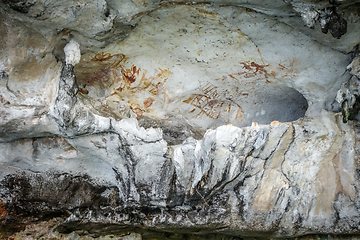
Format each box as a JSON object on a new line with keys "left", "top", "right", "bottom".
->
{"left": 1, "top": 0, "right": 360, "bottom": 239}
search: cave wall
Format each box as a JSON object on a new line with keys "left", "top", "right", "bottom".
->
{"left": 1, "top": 0, "right": 360, "bottom": 239}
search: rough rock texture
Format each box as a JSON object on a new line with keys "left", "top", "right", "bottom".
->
{"left": 1, "top": 0, "right": 360, "bottom": 239}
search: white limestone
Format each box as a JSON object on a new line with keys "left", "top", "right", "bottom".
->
{"left": 64, "top": 40, "right": 81, "bottom": 66}
{"left": 0, "top": 0, "right": 360, "bottom": 238}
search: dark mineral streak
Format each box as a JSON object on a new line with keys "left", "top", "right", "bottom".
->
{"left": 55, "top": 63, "right": 78, "bottom": 128}
{"left": 320, "top": 7, "right": 347, "bottom": 39}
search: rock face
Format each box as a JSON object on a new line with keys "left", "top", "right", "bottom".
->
{"left": 1, "top": 0, "right": 360, "bottom": 239}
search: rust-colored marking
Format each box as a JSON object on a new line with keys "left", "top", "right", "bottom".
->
{"left": 133, "top": 108, "right": 143, "bottom": 116}
{"left": 238, "top": 61, "right": 271, "bottom": 82}
{"left": 278, "top": 64, "right": 286, "bottom": 70}
{"left": 110, "top": 54, "right": 128, "bottom": 68}
{"left": 196, "top": 8, "right": 217, "bottom": 16}
{"left": 91, "top": 52, "right": 113, "bottom": 62}
{"left": 144, "top": 97, "right": 154, "bottom": 108}
{"left": 183, "top": 97, "right": 193, "bottom": 104}
{"left": 78, "top": 51, "right": 173, "bottom": 115}
{"left": 0, "top": 200, "right": 6, "bottom": 220}
{"left": 112, "top": 67, "right": 171, "bottom": 116}
{"left": 131, "top": 7, "right": 160, "bottom": 20}
{"left": 228, "top": 74, "right": 237, "bottom": 80}
{"left": 273, "top": 63, "right": 297, "bottom": 80}
{"left": 78, "top": 88, "right": 89, "bottom": 94}
{"left": 90, "top": 52, "right": 127, "bottom": 67}
{"left": 121, "top": 65, "right": 140, "bottom": 84}
{"left": 250, "top": 61, "right": 269, "bottom": 73}
{"left": 240, "top": 62, "right": 252, "bottom": 71}
{"left": 84, "top": 65, "right": 112, "bottom": 86}
{"left": 61, "top": 29, "right": 71, "bottom": 36}
{"left": 239, "top": 61, "right": 269, "bottom": 75}
{"left": 271, "top": 121, "right": 280, "bottom": 126}
{"left": 78, "top": 52, "right": 130, "bottom": 90}
{"left": 183, "top": 82, "right": 243, "bottom": 122}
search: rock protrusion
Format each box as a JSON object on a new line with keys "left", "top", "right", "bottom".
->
{"left": 54, "top": 41, "right": 80, "bottom": 128}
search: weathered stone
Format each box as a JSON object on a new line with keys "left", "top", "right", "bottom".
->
{"left": 1, "top": 0, "right": 360, "bottom": 239}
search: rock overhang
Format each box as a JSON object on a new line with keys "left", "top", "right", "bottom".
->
{"left": 1, "top": 0, "right": 360, "bottom": 239}
{"left": 71, "top": 3, "right": 343, "bottom": 130}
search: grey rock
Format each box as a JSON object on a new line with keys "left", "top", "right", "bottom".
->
{"left": 1, "top": 0, "right": 360, "bottom": 239}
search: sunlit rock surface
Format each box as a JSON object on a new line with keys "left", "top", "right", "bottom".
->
{"left": 1, "top": 0, "right": 360, "bottom": 239}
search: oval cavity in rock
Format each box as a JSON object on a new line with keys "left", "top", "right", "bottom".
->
{"left": 250, "top": 85, "right": 308, "bottom": 125}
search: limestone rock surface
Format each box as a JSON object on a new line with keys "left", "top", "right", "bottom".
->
{"left": 1, "top": 0, "right": 360, "bottom": 239}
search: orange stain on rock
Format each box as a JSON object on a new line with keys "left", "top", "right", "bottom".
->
{"left": 183, "top": 82, "right": 243, "bottom": 122}
{"left": 78, "top": 88, "right": 89, "bottom": 94}
{"left": 76, "top": 51, "right": 175, "bottom": 116}
{"left": 0, "top": 200, "right": 6, "bottom": 220}
{"left": 91, "top": 52, "right": 114, "bottom": 62}
{"left": 83, "top": 65, "right": 112, "bottom": 86}
{"left": 271, "top": 121, "right": 280, "bottom": 126}
{"left": 250, "top": 61, "right": 269, "bottom": 73}
{"left": 144, "top": 97, "right": 154, "bottom": 108}
{"left": 121, "top": 65, "right": 140, "bottom": 84}
{"left": 237, "top": 61, "right": 271, "bottom": 82}
{"left": 133, "top": 108, "right": 143, "bottom": 116}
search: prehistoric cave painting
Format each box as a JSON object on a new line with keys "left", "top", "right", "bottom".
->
{"left": 77, "top": 54, "right": 299, "bottom": 122}
{"left": 121, "top": 65, "right": 140, "bottom": 84}
{"left": 143, "top": 97, "right": 154, "bottom": 108}
{"left": 78, "top": 52, "right": 128, "bottom": 89}
{"left": 237, "top": 61, "right": 271, "bottom": 82}
{"left": 228, "top": 60, "right": 298, "bottom": 83}
{"left": 82, "top": 52, "right": 171, "bottom": 96}
{"left": 75, "top": 52, "right": 173, "bottom": 117}
{"left": 182, "top": 60, "right": 298, "bottom": 124}
{"left": 91, "top": 52, "right": 142, "bottom": 88}
{"left": 84, "top": 52, "right": 135, "bottom": 89}
{"left": 91, "top": 52, "right": 128, "bottom": 66}
{"left": 276, "top": 59, "right": 298, "bottom": 79}
{"left": 183, "top": 61, "right": 272, "bottom": 123}
{"left": 117, "top": 68, "right": 172, "bottom": 116}
{"left": 183, "top": 82, "right": 243, "bottom": 123}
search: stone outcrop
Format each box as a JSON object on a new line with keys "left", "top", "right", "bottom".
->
{"left": 1, "top": 0, "right": 360, "bottom": 239}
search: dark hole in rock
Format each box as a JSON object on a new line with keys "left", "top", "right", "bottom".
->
{"left": 247, "top": 85, "right": 309, "bottom": 125}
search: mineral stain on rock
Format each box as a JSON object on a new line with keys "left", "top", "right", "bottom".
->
{"left": 0, "top": 200, "right": 6, "bottom": 220}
